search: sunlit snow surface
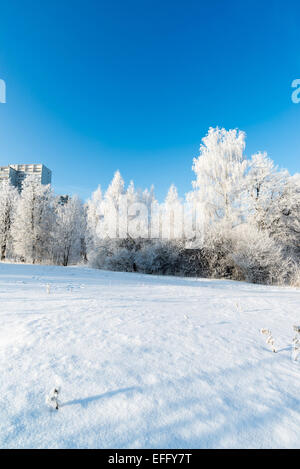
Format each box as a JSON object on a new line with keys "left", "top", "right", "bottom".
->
{"left": 0, "top": 263, "right": 299, "bottom": 448}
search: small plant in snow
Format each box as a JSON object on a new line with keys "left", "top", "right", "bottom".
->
{"left": 292, "top": 326, "right": 300, "bottom": 361}
{"left": 261, "top": 328, "right": 276, "bottom": 353}
{"left": 46, "top": 387, "right": 60, "bottom": 410}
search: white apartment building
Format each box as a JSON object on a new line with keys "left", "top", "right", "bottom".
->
{"left": 0, "top": 164, "right": 52, "bottom": 190}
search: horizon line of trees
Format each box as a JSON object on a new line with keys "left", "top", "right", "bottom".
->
{"left": 0, "top": 127, "right": 299, "bottom": 286}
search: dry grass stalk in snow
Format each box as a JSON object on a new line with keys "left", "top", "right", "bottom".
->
{"left": 292, "top": 326, "right": 300, "bottom": 361}
{"left": 261, "top": 328, "right": 276, "bottom": 353}
{"left": 46, "top": 387, "right": 60, "bottom": 410}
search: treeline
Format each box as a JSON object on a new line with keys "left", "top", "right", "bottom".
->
{"left": 0, "top": 127, "right": 299, "bottom": 286}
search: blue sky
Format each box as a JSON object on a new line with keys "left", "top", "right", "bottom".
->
{"left": 0, "top": 0, "right": 299, "bottom": 200}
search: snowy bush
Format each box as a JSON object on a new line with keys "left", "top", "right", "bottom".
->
{"left": 178, "top": 248, "right": 210, "bottom": 278}
{"left": 90, "top": 238, "right": 182, "bottom": 275}
{"left": 89, "top": 238, "right": 137, "bottom": 272}
{"left": 230, "top": 224, "right": 290, "bottom": 285}
{"left": 135, "top": 240, "right": 182, "bottom": 275}
{"left": 290, "top": 264, "right": 300, "bottom": 288}
{"left": 200, "top": 225, "right": 242, "bottom": 280}
{"left": 103, "top": 247, "right": 136, "bottom": 272}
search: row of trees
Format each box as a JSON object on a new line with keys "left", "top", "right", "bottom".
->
{"left": 85, "top": 128, "right": 299, "bottom": 285}
{"left": 0, "top": 127, "right": 299, "bottom": 285}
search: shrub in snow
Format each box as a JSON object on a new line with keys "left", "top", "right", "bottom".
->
{"left": 178, "top": 247, "right": 210, "bottom": 278}
{"left": 90, "top": 238, "right": 139, "bottom": 272}
{"left": 201, "top": 227, "right": 241, "bottom": 280}
{"left": 105, "top": 247, "right": 136, "bottom": 272}
{"left": 290, "top": 264, "right": 300, "bottom": 288}
{"left": 90, "top": 238, "right": 183, "bottom": 276}
{"left": 230, "top": 224, "right": 290, "bottom": 285}
{"left": 261, "top": 328, "right": 276, "bottom": 353}
{"left": 134, "top": 240, "right": 182, "bottom": 275}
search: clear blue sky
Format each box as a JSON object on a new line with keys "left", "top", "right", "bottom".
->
{"left": 0, "top": 0, "right": 299, "bottom": 200}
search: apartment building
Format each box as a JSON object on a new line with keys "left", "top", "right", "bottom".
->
{"left": 0, "top": 164, "right": 52, "bottom": 190}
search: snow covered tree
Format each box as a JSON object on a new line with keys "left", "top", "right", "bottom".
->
{"left": 105, "top": 170, "right": 125, "bottom": 204}
{"left": 162, "top": 184, "right": 183, "bottom": 239}
{"left": 125, "top": 180, "right": 139, "bottom": 238}
{"left": 11, "top": 176, "right": 55, "bottom": 263}
{"left": 0, "top": 181, "right": 19, "bottom": 260}
{"left": 141, "top": 185, "right": 156, "bottom": 238}
{"left": 191, "top": 127, "right": 248, "bottom": 226}
{"left": 126, "top": 180, "right": 138, "bottom": 206}
{"left": 246, "top": 152, "right": 286, "bottom": 206}
{"left": 102, "top": 171, "right": 126, "bottom": 238}
{"left": 52, "top": 195, "right": 86, "bottom": 266}
{"left": 246, "top": 153, "right": 300, "bottom": 258}
{"left": 85, "top": 185, "right": 103, "bottom": 254}
{"left": 246, "top": 152, "right": 287, "bottom": 228}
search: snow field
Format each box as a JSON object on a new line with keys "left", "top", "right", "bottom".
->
{"left": 0, "top": 263, "right": 299, "bottom": 448}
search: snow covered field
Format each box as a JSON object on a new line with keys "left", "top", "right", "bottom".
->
{"left": 0, "top": 263, "right": 299, "bottom": 449}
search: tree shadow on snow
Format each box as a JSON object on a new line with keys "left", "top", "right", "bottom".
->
{"left": 61, "top": 386, "right": 142, "bottom": 409}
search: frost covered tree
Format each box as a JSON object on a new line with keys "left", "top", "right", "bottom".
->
{"left": 52, "top": 196, "right": 86, "bottom": 266}
{"left": 141, "top": 185, "right": 156, "bottom": 238}
{"left": 126, "top": 180, "right": 138, "bottom": 206}
{"left": 162, "top": 184, "right": 183, "bottom": 239}
{"left": 125, "top": 182, "right": 147, "bottom": 239}
{"left": 11, "top": 176, "right": 55, "bottom": 263}
{"left": 0, "top": 181, "right": 19, "bottom": 260}
{"left": 105, "top": 170, "right": 125, "bottom": 204}
{"left": 246, "top": 153, "right": 300, "bottom": 257}
{"left": 246, "top": 152, "right": 287, "bottom": 228}
{"left": 191, "top": 127, "right": 248, "bottom": 226}
{"left": 102, "top": 170, "right": 126, "bottom": 238}
{"left": 268, "top": 173, "right": 300, "bottom": 256}
{"left": 246, "top": 152, "right": 286, "bottom": 206}
{"left": 125, "top": 180, "right": 138, "bottom": 237}
{"left": 85, "top": 185, "right": 103, "bottom": 253}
